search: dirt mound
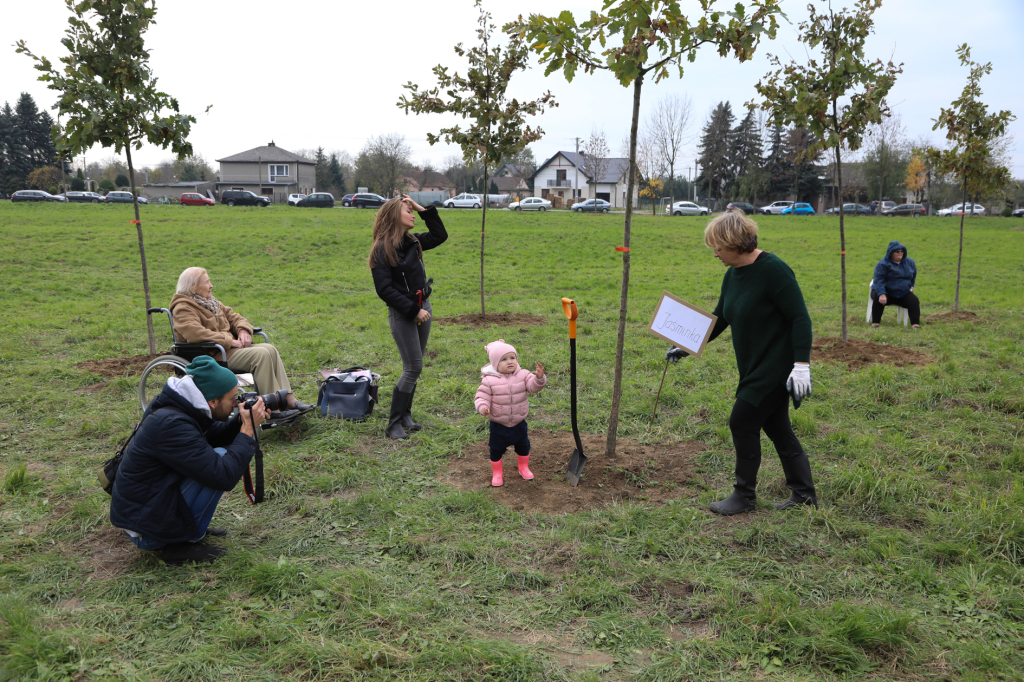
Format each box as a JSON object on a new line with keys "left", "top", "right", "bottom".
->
{"left": 923, "top": 310, "right": 979, "bottom": 323}
{"left": 811, "top": 337, "right": 932, "bottom": 371}
{"left": 77, "top": 354, "right": 165, "bottom": 378}
{"left": 60, "top": 524, "right": 140, "bottom": 581}
{"left": 438, "top": 429, "right": 704, "bottom": 515}
{"left": 434, "top": 312, "right": 546, "bottom": 328}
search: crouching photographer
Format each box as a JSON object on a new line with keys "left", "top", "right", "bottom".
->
{"left": 110, "top": 356, "right": 267, "bottom": 564}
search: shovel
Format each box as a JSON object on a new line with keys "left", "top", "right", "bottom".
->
{"left": 562, "top": 298, "right": 587, "bottom": 486}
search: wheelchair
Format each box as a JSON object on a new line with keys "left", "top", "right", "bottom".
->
{"left": 139, "top": 308, "right": 302, "bottom": 427}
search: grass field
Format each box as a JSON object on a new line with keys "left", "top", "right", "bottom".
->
{"left": 1, "top": 202, "right": 1023, "bottom": 681}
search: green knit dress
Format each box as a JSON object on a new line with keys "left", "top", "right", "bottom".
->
{"left": 709, "top": 252, "right": 813, "bottom": 407}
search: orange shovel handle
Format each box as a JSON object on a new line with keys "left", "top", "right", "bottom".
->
{"left": 561, "top": 298, "right": 578, "bottom": 339}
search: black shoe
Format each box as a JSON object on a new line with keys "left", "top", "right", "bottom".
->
{"left": 386, "top": 388, "right": 412, "bottom": 440}
{"left": 206, "top": 527, "right": 228, "bottom": 537}
{"left": 709, "top": 456, "right": 759, "bottom": 516}
{"left": 269, "top": 409, "right": 300, "bottom": 421}
{"left": 774, "top": 494, "right": 818, "bottom": 510}
{"left": 401, "top": 384, "right": 422, "bottom": 432}
{"left": 158, "top": 542, "right": 227, "bottom": 565}
{"left": 292, "top": 400, "right": 314, "bottom": 414}
{"left": 776, "top": 451, "right": 816, "bottom": 510}
{"left": 710, "top": 490, "right": 757, "bottom": 515}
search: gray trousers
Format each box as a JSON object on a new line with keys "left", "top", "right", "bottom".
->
{"left": 388, "top": 299, "right": 432, "bottom": 392}
{"left": 227, "top": 344, "right": 292, "bottom": 395}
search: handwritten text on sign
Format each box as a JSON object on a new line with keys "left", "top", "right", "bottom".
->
{"left": 647, "top": 291, "right": 718, "bottom": 358}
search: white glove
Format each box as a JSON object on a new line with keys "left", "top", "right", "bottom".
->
{"left": 786, "top": 363, "right": 812, "bottom": 407}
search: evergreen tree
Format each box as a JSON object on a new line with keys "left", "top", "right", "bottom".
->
{"left": 313, "top": 146, "right": 329, "bottom": 191}
{"left": 695, "top": 101, "right": 735, "bottom": 203}
{"left": 763, "top": 124, "right": 791, "bottom": 196}
{"left": 783, "top": 127, "right": 823, "bottom": 201}
{"left": 15, "top": 93, "right": 57, "bottom": 169}
{"left": 730, "top": 109, "right": 763, "bottom": 199}
{"left": 327, "top": 153, "right": 345, "bottom": 194}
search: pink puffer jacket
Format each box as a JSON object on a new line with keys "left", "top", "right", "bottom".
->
{"left": 475, "top": 364, "right": 546, "bottom": 427}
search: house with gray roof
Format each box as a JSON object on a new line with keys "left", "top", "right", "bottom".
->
{"left": 216, "top": 142, "right": 316, "bottom": 203}
{"left": 531, "top": 151, "right": 638, "bottom": 208}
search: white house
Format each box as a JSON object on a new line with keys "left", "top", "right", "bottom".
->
{"left": 530, "top": 151, "right": 638, "bottom": 208}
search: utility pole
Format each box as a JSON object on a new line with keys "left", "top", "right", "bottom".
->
{"left": 574, "top": 136, "right": 581, "bottom": 207}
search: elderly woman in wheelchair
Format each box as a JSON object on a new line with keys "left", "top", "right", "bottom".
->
{"left": 139, "top": 267, "right": 312, "bottom": 419}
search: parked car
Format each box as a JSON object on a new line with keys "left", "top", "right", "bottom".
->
{"left": 287, "top": 193, "right": 307, "bottom": 206}
{"left": 881, "top": 203, "right": 926, "bottom": 217}
{"left": 1012, "top": 207, "right": 1024, "bottom": 218}
{"left": 11, "top": 190, "right": 66, "bottom": 202}
{"left": 64, "top": 191, "right": 105, "bottom": 203}
{"left": 444, "top": 193, "right": 482, "bottom": 209}
{"left": 868, "top": 200, "right": 896, "bottom": 215}
{"left": 220, "top": 190, "right": 270, "bottom": 207}
{"left": 573, "top": 198, "right": 610, "bottom": 213}
{"left": 104, "top": 191, "right": 148, "bottom": 204}
{"left": 153, "top": 196, "right": 175, "bottom": 205}
{"left": 762, "top": 200, "right": 794, "bottom": 215}
{"left": 350, "top": 193, "right": 387, "bottom": 209}
{"left": 825, "top": 203, "right": 871, "bottom": 215}
{"left": 666, "top": 201, "right": 709, "bottom": 216}
{"left": 726, "top": 202, "right": 758, "bottom": 215}
{"left": 508, "top": 197, "right": 551, "bottom": 211}
{"left": 937, "top": 203, "right": 986, "bottom": 217}
{"left": 180, "top": 192, "right": 214, "bottom": 206}
{"left": 296, "top": 192, "right": 335, "bottom": 208}
{"left": 340, "top": 194, "right": 356, "bottom": 207}
{"left": 781, "top": 203, "right": 815, "bottom": 215}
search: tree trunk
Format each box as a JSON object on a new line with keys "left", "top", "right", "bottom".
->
{"left": 836, "top": 144, "right": 848, "bottom": 343}
{"left": 126, "top": 146, "right": 156, "bottom": 355}
{"left": 954, "top": 178, "right": 966, "bottom": 311}
{"left": 668, "top": 165, "right": 674, "bottom": 218}
{"left": 604, "top": 75, "right": 643, "bottom": 463}
{"left": 480, "top": 163, "right": 488, "bottom": 316}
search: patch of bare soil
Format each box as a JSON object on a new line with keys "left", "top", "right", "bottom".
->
{"left": 923, "top": 310, "right": 979, "bottom": 323}
{"left": 60, "top": 524, "right": 140, "bottom": 581}
{"left": 77, "top": 354, "right": 166, "bottom": 379}
{"left": 75, "top": 381, "right": 109, "bottom": 394}
{"left": 438, "top": 429, "right": 704, "bottom": 515}
{"left": 811, "top": 337, "right": 932, "bottom": 371}
{"left": 503, "top": 628, "right": 615, "bottom": 672}
{"left": 434, "top": 312, "right": 546, "bottom": 328}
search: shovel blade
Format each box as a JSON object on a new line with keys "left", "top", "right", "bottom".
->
{"left": 565, "top": 448, "right": 588, "bottom": 487}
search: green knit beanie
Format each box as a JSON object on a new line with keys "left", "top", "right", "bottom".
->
{"left": 185, "top": 356, "right": 239, "bottom": 401}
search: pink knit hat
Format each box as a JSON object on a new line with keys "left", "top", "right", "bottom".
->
{"left": 485, "top": 339, "right": 517, "bottom": 369}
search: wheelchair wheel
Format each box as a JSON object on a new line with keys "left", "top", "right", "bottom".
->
{"left": 139, "top": 355, "right": 188, "bottom": 411}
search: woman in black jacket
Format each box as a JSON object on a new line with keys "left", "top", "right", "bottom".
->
{"left": 369, "top": 195, "right": 448, "bottom": 439}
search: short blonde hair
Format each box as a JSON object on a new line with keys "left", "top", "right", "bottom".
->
{"left": 176, "top": 267, "right": 208, "bottom": 295}
{"left": 703, "top": 211, "right": 759, "bottom": 253}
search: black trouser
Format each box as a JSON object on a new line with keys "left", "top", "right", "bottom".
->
{"left": 870, "top": 290, "right": 920, "bottom": 325}
{"left": 728, "top": 384, "right": 815, "bottom": 500}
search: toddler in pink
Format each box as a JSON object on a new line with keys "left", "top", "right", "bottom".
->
{"left": 475, "top": 339, "right": 546, "bottom": 486}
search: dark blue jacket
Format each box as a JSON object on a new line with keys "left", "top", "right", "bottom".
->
{"left": 872, "top": 240, "right": 917, "bottom": 298}
{"left": 110, "top": 384, "right": 257, "bottom": 545}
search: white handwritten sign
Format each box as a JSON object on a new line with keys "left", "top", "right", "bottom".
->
{"left": 648, "top": 291, "right": 717, "bottom": 358}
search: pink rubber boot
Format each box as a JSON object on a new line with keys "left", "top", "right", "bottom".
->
{"left": 490, "top": 460, "right": 503, "bottom": 487}
{"left": 517, "top": 455, "right": 534, "bottom": 481}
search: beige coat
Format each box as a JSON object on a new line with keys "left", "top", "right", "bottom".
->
{"left": 169, "top": 293, "right": 254, "bottom": 360}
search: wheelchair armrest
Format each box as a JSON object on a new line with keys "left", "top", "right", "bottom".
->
{"left": 251, "top": 327, "right": 268, "bottom": 343}
{"left": 172, "top": 341, "right": 228, "bottom": 364}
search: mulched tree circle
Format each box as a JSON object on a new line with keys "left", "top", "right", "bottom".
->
{"left": 433, "top": 312, "right": 546, "bottom": 328}
{"left": 811, "top": 337, "right": 932, "bottom": 371}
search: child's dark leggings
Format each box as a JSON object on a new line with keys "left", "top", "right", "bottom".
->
{"left": 489, "top": 420, "right": 530, "bottom": 462}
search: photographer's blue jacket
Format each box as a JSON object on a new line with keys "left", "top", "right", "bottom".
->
{"left": 872, "top": 240, "right": 917, "bottom": 298}
{"left": 110, "top": 379, "right": 257, "bottom": 546}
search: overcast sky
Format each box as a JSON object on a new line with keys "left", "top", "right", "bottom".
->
{"left": 4, "top": 0, "right": 1022, "bottom": 176}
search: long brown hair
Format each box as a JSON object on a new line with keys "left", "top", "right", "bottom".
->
{"left": 367, "top": 198, "right": 420, "bottom": 268}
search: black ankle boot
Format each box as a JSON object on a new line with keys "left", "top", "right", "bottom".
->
{"left": 710, "top": 456, "right": 759, "bottom": 515}
{"left": 774, "top": 451, "right": 817, "bottom": 510}
{"left": 386, "top": 388, "right": 412, "bottom": 440}
{"left": 401, "top": 384, "right": 422, "bottom": 432}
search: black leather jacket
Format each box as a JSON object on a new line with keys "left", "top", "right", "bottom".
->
{"left": 370, "top": 206, "right": 447, "bottom": 319}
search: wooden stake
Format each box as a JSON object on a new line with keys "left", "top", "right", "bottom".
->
{"left": 650, "top": 358, "right": 670, "bottom": 425}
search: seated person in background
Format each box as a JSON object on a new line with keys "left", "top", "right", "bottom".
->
{"left": 871, "top": 240, "right": 920, "bottom": 328}
{"left": 111, "top": 356, "right": 267, "bottom": 564}
{"left": 170, "top": 267, "right": 312, "bottom": 417}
